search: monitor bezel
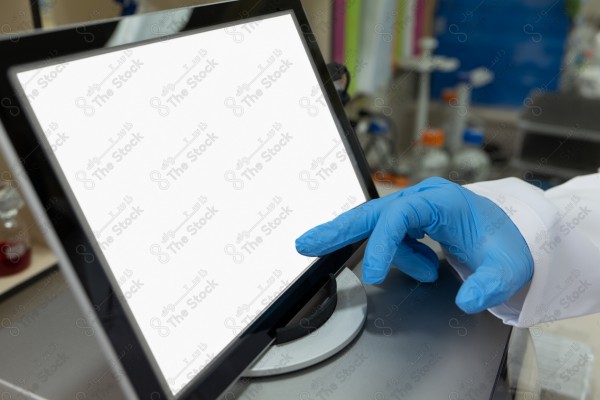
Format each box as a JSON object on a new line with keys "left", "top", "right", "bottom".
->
{"left": 0, "top": 1, "right": 379, "bottom": 399}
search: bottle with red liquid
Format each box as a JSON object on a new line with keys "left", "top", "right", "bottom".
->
{"left": 0, "top": 183, "right": 31, "bottom": 276}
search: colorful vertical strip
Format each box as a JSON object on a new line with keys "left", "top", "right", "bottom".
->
{"left": 394, "top": 0, "right": 405, "bottom": 64}
{"left": 413, "top": 0, "right": 425, "bottom": 55}
{"left": 403, "top": 0, "right": 416, "bottom": 59}
{"left": 344, "top": 0, "right": 362, "bottom": 94}
{"left": 332, "top": 0, "right": 346, "bottom": 63}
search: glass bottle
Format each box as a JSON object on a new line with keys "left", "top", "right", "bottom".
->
{"left": 410, "top": 128, "right": 450, "bottom": 184}
{"left": 449, "top": 127, "right": 491, "bottom": 184}
{"left": 0, "top": 183, "right": 32, "bottom": 276}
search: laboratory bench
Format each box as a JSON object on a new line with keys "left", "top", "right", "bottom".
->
{"left": 1, "top": 255, "right": 533, "bottom": 400}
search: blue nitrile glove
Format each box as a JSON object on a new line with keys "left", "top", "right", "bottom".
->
{"left": 295, "top": 177, "right": 534, "bottom": 314}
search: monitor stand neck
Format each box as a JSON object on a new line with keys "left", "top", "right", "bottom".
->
{"left": 242, "top": 267, "right": 367, "bottom": 377}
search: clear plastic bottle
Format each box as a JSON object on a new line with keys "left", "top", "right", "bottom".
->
{"left": 410, "top": 128, "right": 450, "bottom": 184}
{"left": 0, "top": 184, "right": 32, "bottom": 276}
{"left": 440, "top": 88, "right": 463, "bottom": 154}
{"left": 449, "top": 127, "right": 491, "bottom": 184}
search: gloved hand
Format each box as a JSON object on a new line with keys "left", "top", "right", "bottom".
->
{"left": 295, "top": 177, "right": 534, "bottom": 314}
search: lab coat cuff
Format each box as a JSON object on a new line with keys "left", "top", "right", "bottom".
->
{"left": 464, "top": 178, "right": 556, "bottom": 327}
{"left": 465, "top": 177, "right": 553, "bottom": 270}
{"left": 465, "top": 175, "right": 600, "bottom": 327}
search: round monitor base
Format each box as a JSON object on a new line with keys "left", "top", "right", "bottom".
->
{"left": 243, "top": 267, "right": 367, "bottom": 377}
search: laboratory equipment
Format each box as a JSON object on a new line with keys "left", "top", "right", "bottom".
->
{"left": 0, "top": 3, "right": 525, "bottom": 400}
{"left": 444, "top": 67, "right": 494, "bottom": 154}
{"left": 449, "top": 127, "right": 491, "bottom": 184}
{"left": 409, "top": 128, "right": 450, "bottom": 184}
{"left": 353, "top": 107, "right": 397, "bottom": 173}
{"left": 0, "top": 2, "right": 377, "bottom": 398}
{"left": 397, "top": 37, "right": 458, "bottom": 141}
{"left": 0, "top": 184, "right": 31, "bottom": 276}
{"left": 514, "top": 91, "right": 600, "bottom": 180}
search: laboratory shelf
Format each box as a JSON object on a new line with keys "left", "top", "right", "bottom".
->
{"left": 0, "top": 243, "right": 57, "bottom": 298}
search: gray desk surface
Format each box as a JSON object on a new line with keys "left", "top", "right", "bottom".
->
{"left": 222, "top": 261, "right": 512, "bottom": 400}
{"left": 0, "top": 259, "right": 512, "bottom": 400}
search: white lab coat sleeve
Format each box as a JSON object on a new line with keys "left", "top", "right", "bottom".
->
{"left": 456, "top": 173, "right": 600, "bottom": 327}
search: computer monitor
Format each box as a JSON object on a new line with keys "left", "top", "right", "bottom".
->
{"left": 0, "top": 1, "right": 377, "bottom": 398}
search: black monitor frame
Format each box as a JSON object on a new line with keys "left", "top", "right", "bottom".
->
{"left": 0, "top": 1, "right": 378, "bottom": 399}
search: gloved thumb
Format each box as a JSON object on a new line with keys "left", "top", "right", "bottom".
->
{"left": 455, "top": 261, "right": 515, "bottom": 314}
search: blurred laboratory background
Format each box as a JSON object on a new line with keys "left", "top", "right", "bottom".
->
{"left": 1, "top": 0, "right": 600, "bottom": 399}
